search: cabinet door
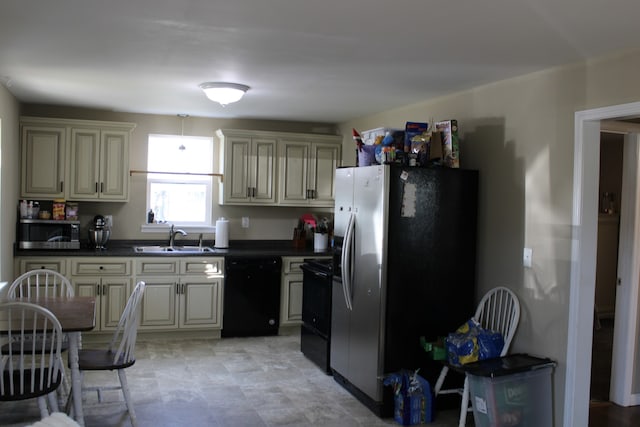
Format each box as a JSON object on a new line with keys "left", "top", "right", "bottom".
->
{"left": 222, "top": 136, "right": 252, "bottom": 203}
{"left": 139, "top": 277, "right": 179, "bottom": 329}
{"left": 278, "top": 140, "right": 310, "bottom": 204}
{"left": 101, "top": 278, "right": 131, "bottom": 330}
{"left": 281, "top": 273, "right": 303, "bottom": 325}
{"left": 179, "top": 279, "right": 223, "bottom": 328}
{"left": 99, "top": 129, "right": 129, "bottom": 200}
{"left": 21, "top": 125, "right": 66, "bottom": 198}
{"left": 69, "top": 128, "right": 129, "bottom": 200}
{"left": 308, "top": 142, "right": 341, "bottom": 206}
{"left": 221, "top": 135, "right": 276, "bottom": 205}
{"left": 69, "top": 128, "right": 101, "bottom": 199}
{"left": 249, "top": 138, "right": 277, "bottom": 204}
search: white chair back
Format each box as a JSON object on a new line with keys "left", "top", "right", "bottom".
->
{"left": 0, "top": 302, "right": 63, "bottom": 400}
{"left": 109, "top": 281, "right": 146, "bottom": 365}
{"left": 474, "top": 286, "right": 521, "bottom": 355}
{"left": 9, "top": 269, "right": 74, "bottom": 299}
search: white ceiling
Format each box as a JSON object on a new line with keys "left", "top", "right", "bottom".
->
{"left": 1, "top": 0, "right": 639, "bottom": 123}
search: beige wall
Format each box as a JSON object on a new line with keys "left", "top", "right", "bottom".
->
{"left": 0, "top": 84, "right": 20, "bottom": 280}
{"left": 20, "top": 105, "right": 339, "bottom": 243}
{"left": 338, "top": 48, "right": 640, "bottom": 425}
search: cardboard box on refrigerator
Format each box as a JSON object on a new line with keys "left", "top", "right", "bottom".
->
{"left": 435, "top": 119, "right": 460, "bottom": 168}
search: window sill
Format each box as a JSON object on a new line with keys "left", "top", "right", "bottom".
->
{"left": 140, "top": 224, "right": 217, "bottom": 234}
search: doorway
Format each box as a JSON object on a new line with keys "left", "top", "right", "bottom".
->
{"left": 567, "top": 102, "right": 640, "bottom": 427}
{"left": 590, "top": 133, "right": 623, "bottom": 403}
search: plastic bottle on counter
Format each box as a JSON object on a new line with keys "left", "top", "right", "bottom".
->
{"left": 147, "top": 209, "right": 155, "bottom": 224}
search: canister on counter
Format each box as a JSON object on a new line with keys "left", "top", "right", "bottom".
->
{"left": 52, "top": 199, "right": 66, "bottom": 220}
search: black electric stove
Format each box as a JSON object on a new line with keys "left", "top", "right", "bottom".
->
{"left": 300, "top": 258, "right": 333, "bottom": 374}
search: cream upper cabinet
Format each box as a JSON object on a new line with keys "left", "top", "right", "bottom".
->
{"left": 278, "top": 137, "right": 341, "bottom": 207}
{"left": 20, "top": 123, "right": 67, "bottom": 199}
{"left": 20, "top": 116, "right": 135, "bottom": 201}
{"left": 218, "top": 129, "right": 277, "bottom": 205}
{"left": 69, "top": 127, "right": 131, "bottom": 200}
{"left": 218, "top": 129, "right": 341, "bottom": 207}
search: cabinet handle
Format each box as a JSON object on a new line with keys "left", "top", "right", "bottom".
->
{"left": 100, "top": 182, "right": 104, "bottom": 193}
{"left": 247, "top": 187, "right": 251, "bottom": 197}
{"left": 102, "top": 284, "right": 107, "bottom": 295}
{"left": 176, "top": 283, "right": 180, "bottom": 294}
{"left": 60, "top": 181, "right": 64, "bottom": 192}
{"left": 96, "top": 284, "right": 100, "bottom": 294}
{"left": 95, "top": 182, "right": 98, "bottom": 193}
{"left": 252, "top": 187, "right": 256, "bottom": 197}
{"left": 182, "top": 284, "right": 185, "bottom": 294}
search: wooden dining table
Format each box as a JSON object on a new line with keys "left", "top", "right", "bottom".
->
{"left": 1, "top": 296, "right": 96, "bottom": 427}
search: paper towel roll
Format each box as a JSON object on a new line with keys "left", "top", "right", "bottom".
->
{"left": 214, "top": 217, "right": 229, "bottom": 248}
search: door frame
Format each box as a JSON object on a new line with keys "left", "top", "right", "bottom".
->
{"left": 566, "top": 101, "right": 640, "bottom": 427}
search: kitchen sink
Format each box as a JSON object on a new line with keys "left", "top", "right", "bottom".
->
{"left": 133, "top": 245, "right": 217, "bottom": 253}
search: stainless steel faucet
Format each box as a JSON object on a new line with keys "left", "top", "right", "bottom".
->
{"left": 169, "top": 224, "right": 187, "bottom": 247}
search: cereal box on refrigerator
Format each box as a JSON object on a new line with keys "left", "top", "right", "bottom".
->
{"left": 435, "top": 119, "right": 460, "bottom": 168}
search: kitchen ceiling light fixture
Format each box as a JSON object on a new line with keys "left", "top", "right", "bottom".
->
{"left": 199, "top": 82, "right": 250, "bottom": 106}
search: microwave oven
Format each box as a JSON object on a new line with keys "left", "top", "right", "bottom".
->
{"left": 17, "top": 219, "right": 81, "bottom": 249}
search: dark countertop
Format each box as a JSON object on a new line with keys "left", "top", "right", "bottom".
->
{"left": 14, "top": 239, "right": 333, "bottom": 258}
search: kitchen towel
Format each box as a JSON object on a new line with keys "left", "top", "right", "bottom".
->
{"left": 215, "top": 217, "right": 229, "bottom": 248}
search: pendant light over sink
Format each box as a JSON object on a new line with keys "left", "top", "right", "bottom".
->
{"left": 199, "top": 82, "right": 249, "bottom": 106}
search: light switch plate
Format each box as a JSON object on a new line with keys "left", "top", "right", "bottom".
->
{"left": 523, "top": 247, "right": 533, "bottom": 268}
{"left": 241, "top": 217, "right": 250, "bottom": 228}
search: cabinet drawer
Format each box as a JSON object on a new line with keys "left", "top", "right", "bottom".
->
{"left": 136, "top": 258, "right": 179, "bottom": 275}
{"left": 18, "top": 259, "right": 67, "bottom": 275}
{"left": 180, "top": 258, "right": 224, "bottom": 275}
{"left": 282, "top": 257, "right": 305, "bottom": 274}
{"left": 71, "top": 259, "right": 131, "bottom": 275}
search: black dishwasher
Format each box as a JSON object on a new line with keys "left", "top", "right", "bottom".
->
{"left": 222, "top": 256, "right": 282, "bottom": 337}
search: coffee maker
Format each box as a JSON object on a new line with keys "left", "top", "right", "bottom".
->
{"left": 88, "top": 215, "right": 111, "bottom": 249}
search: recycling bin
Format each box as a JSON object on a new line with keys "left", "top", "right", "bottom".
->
{"left": 464, "top": 353, "right": 556, "bottom": 427}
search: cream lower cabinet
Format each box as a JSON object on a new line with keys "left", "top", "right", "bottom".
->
{"left": 136, "top": 257, "right": 224, "bottom": 330}
{"left": 69, "top": 258, "right": 132, "bottom": 331}
{"left": 280, "top": 256, "right": 331, "bottom": 326}
{"left": 280, "top": 257, "right": 305, "bottom": 326}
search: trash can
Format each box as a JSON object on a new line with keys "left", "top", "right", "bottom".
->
{"left": 463, "top": 353, "right": 556, "bottom": 427}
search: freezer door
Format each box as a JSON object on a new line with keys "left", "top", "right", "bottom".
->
{"left": 330, "top": 167, "right": 355, "bottom": 376}
{"left": 333, "top": 167, "right": 354, "bottom": 238}
{"left": 346, "top": 165, "right": 388, "bottom": 401}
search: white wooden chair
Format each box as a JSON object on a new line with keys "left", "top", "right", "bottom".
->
{"left": 69, "top": 281, "right": 146, "bottom": 427}
{"left": 8, "top": 269, "right": 74, "bottom": 299}
{"left": 4, "top": 269, "right": 75, "bottom": 398}
{"left": 0, "top": 301, "right": 64, "bottom": 419}
{"left": 434, "top": 286, "right": 521, "bottom": 427}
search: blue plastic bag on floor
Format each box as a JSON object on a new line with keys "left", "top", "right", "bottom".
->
{"left": 384, "top": 370, "right": 434, "bottom": 425}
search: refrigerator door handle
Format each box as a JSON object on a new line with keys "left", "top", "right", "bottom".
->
{"left": 342, "top": 213, "right": 355, "bottom": 310}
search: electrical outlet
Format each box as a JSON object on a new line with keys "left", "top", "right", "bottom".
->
{"left": 241, "top": 217, "right": 250, "bottom": 228}
{"left": 523, "top": 247, "right": 533, "bottom": 268}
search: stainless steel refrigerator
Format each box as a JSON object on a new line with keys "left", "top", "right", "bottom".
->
{"left": 330, "top": 164, "right": 478, "bottom": 416}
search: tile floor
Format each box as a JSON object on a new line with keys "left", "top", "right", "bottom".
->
{"left": 1, "top": 334, "right": 462, "bottom": 427}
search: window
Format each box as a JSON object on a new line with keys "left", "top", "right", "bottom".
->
{"left": 147, "top": 134, "right": 214, "bottom": 226}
